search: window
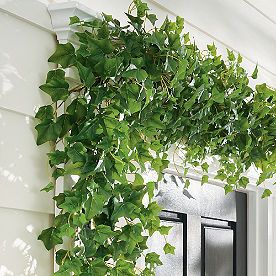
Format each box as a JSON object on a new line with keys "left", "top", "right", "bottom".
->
{"left": 147, "top": 211, "right": 187, "bottom": 276}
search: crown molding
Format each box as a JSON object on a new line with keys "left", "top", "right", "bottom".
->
{"left": 48, "top": 1, "right": 100, "bottom": 44}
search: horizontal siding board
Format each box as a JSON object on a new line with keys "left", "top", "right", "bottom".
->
{"left": 153, "top": 0, "right": 276, "bottom": 75}
{"left": 244, "top": 0, "right": 276, "bottom": 25}
{"left": 0, "top": 207, "right": 53, "bottom": 275}
{"left": 0, "top": 0, "right": 54, "bottom": 32}
{"left": 0, "top": 11, "right": 56, "bottom": 117}
{"left": 150, "top": 0, "right": 276, "bottom": 86}
{"left": 0, "top": 108, "right": 54, "bottom": 214}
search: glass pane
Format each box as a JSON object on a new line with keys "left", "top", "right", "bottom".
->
{"left": 204, "top": 227, "right": 234, "bottom": 276}
{"left": 147, "top": 220, "right": 183, "bottom": 276}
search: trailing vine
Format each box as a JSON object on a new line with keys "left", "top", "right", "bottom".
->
{"left": 35, "top": 1, "right": 276, "bottom": 275}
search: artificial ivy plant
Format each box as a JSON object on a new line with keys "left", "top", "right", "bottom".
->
{"left": 35, "top": 0, "right": 276, "bottom": 274}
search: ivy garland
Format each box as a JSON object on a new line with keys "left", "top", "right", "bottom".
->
{"left": 35, "top": 1, "right": 276, "bottom": 275}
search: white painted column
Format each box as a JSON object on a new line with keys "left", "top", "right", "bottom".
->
{"left": 47, "top": 2, "right": 99, "bottom": 272}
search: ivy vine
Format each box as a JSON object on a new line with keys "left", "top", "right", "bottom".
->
{"left": 35, "top": 0, "right": 276, "bottom": 275}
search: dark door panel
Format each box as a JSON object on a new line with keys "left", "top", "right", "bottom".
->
{"left": 203, "top": 227, "right": 234, "bottom": 276}
{"left": 153, "top": 174, "right": 247, "bottom": 276}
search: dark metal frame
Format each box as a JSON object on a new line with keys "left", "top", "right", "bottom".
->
{"left": 159, "top": 210, "right": 188, "bottom": 276}
{"left": 159, "top": 191, "right": 247, "bottom": 276}
{"left": 201, "top": 217, "right": 236, "bottom": 276}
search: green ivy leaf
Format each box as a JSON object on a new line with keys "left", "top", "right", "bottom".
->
{"left": 201, "top": 162, "right": 209, "bottom": 173}
{"left": 47, "top": 150, "right": 67, "bottom": 166}
{"left": 39, "top": 69, "right": 69, "bottom": 102}
{"left": 48, "top": 42, "right": 76, "bottom": 68}
{"left": 59, "top": 196, "right": 81, "bottom": 213}
{"left": 239, "top": 176, "right": 249, "bottom": 188}
{"left": 76, "top": 62, "right": 95, "bottom": 87}
{"left": 84, "top": 193, "right": 108, "bottom": 220}
{"left": 135, "top": 0, "right": 149, "bottom": 17}
{"left": 40, "top": 182, "right": 54, "bottom": 192}
{"left": 184, "top": 92, "right": 198, "bottom": 110}
{"left": 252, "top": 64, "right": 258, "bottom": 79}
{"left": 73, "top": 213, "right": 87, "bottom": 227}
{"left": 87, "top": 38, "right": 114, "bottom": 54}
{"left": 262, "top": 189, "right": 272, "bottom": 199}
{"left": 67, "top": 142, "right": 87, "bottom": 163}
{"left": 66, "top": 98, "right": 87, "bottom": 121}
{"left": 133, "top": 173, "right": 144, "bottom": 186}
{"left": 201, "top": 175, "right": 209, "bottom": 185}
{"left": 113, "top": 259, "right": 135, "bottom": 274}
{"left": 227, "top": 176, "right": 237, "bottom": 185}
{"left": 215, "top": 170, "right": 227, "bottom": 181}
{"left": 227, "top": 49, "right": 235, "bottom": 61}
{"left": 89, "top": 258, "right": 108, "bottom": 275}
{"left": 207, "top": 43, "right": 217, "bottom": 56}
{"left": 94, "top": 225, "right": 115, "bottom": 243}
{"left": 163, "top": 243, "right": 175, "bottom": 254}
{"left": 176, "top": 16, "right": 184, "bottom": 33}
{"left": 151, "top": 157, "right": 162, "bottom": 172}
{"left": 111, "top": 202, "right": 139, "bottom": 222}
{"left": 35, "top": 105, "right": 54, "bottom": 120}
{"left": 171, "top": 59, "right": 188, "bottom": 87}
{"left": 69, "top": 16, "right": 80, "bottom": 25}
{"left": 59, "top": 223, "right": 75, "bottom": 238}
{"left": 55, "top": 249, "right": 68, "bottom": 265}
{"left": 146, "top": 181, "right": 155, "bottom": 200}
{"left": 159, "top": 225, "right": 172, "bottom": 235}
{"left": 145, "top": 252, "right": 163, "bottom": 267}
{"left": 147, "top": 202, "right": 162, "bottom": 217}
{"left": 184, "top": 179, "right": 190, "bottom": 188}
{"left": 237, "top": 53, "right": 243, "bottom": 63}
{"left": 184, "top": 32, "right": 190, "bottom": 43}
{"left": 128, "top": 98, "right": 142, "bottom": 114}
{"left": 122, "top": 69, "right": 148, "bottom": 82}
{"left": 56, "top": 114, "right": 72, "bottom": 138}
{"left": 52, "top": 168, "right": 65, "bottom": 180}
{"left": 54, "top": 257, "right": 82, "bottom": 275}
{"left": 103, "top": 13, "right": 113, "bottom": 22}
{"left": 35, "top": 119, "right": 61, "bottom": 145}
{"left": 212, "top": 87, "right": 224, "bottom": 104}
{"left": 224, "top": 184, "right": 233, "bottom": 194}
{"left": 146, "top": 31, "right": 166, "bottom": 50}
{"left": 38, "top": 227, "right": 63, "bottom": 250}
{"left": 64, "top": 162, "right": 83, "bottom": 175}
{"left": 147, "top": 13, "right": 157, "bottom": 25}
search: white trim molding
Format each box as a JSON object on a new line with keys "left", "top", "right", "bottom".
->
{"left": 48, "top": 1, "right": 100, "bottom": 44}
{"left": 47, "top": 3, "right": 100, "bottom": 272}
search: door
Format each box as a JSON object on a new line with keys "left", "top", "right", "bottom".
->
{"left": 148, "top": 173, "right": 247, "bottom": 276}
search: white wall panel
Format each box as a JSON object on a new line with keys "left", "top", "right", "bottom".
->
{"left": 245, "top": 0, "right": 276, "bottom": 24}
{"left": 0, "top": 207, "right": 53, "bottom": 276}
{"left": 0, "top": 10, "right": 56, "bottom": 117}
{"left": 0, "top": 0, "right": 53, "bottom": 31}
{"left": 153, "top": 0, "right": 276, "bottom": 75}
{"left": 0, "top": 0, "right": 58, "bottom": 272}
{"left": 0, "top": 1, "right": 55, "bottom": 272}
{"left": 0, "top": 108, "right": 54, "bottom": 214}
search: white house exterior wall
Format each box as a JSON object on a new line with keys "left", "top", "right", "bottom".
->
{"left": 0, "top": 2, "right": 55, "bottom": 275}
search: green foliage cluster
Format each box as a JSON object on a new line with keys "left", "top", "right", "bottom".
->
{"left": 35, "top": 0, "right": 276, "bottom": 274}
